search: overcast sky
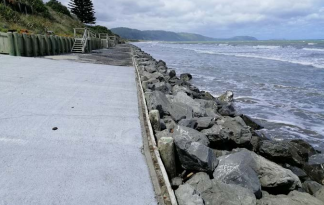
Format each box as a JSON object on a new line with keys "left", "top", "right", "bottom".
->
{"left": 54, "top": 0, "right": 324, "bottom": 40}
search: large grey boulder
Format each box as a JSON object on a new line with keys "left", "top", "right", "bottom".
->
{"left": 259, "top": 140, "right": 312, "bottom": 167}
{"left": 146, "top": 91, "right": 193, "bottom": 122}
{"left": 315, "top": 187, "right": 324, "bottom": 203}
{"left": 219, "top": 116, "right": 252, "bottom": 146}
{"left": 173, "top": 126, "right": 210, "bottom": 147}
{"left": 186, "top": 172, "right": 213, "bottom": 193}
{"left": 178, "top": 119, "right": 198, "bottom": 129}
{"left": 304, "top": 154, "right": 324, "bottom": 185}
{"left": 213, "top": 149, "right": 301, "bottom": 195}
{"left": 195, "top": 117, "right": 215, "bottom": 130}
{"left": 158, "top": 137, "right": 177, "bottom": 178}
{"left": 150, "top": 82, "right": 172, "bottom": 94}
{"left": 213, "top": 150, "right": 262, "bottom": 198}
{"left": 202, "top": 180, "right": 256, "bottom": 205}
{"left": 169, "top": 102, "right": 193, "bottom": 122}
{"left": 146, "top": 91, "right": 171, "bottom": 116}
{"left": 174, "top": 128, "right": 218, "bottom": 173}
{"left": 218, "top": 103, "right": 236, "bottom": 117}
{"left": 184, "top": 172, "right": 257, "bottom": 205}
{"left": 171, "top": 92, "right": 206, "bottom": 117}
{"left": 201, "top": 124, "right": 223, "bottom": 145}
{"left": 303, "top": 180, "right": 323, "bottom": 195}
{"left": 175, "top": 184, "right": 204, "bottom": 205}
{"left": 257, "top": 191, "right": 324, "bottom": 205}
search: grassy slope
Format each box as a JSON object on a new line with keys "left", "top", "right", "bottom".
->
{"left": 0, "top": 5, "right": 84, "bottom": 36}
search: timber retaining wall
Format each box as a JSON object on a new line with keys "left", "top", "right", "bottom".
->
{"left": 0, "top": 32, "right": 104, "bottom": 56}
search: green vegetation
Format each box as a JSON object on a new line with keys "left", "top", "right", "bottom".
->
{"left": 86, "top": 25, "right": 115, "bottom": 36}
{"left": 27, "top": 0, "right": 51, "bottom": 18}
{"left": 111, "top": 27, "right": 258, "bottom": 41}
{"left": 69, "top": 0, "right": 96, "bottom": 24}
{"left": 0, "top": 2, "right": 83, "bottom": 36}
{"left": 46, "top": 0, "right": 71, "bottom": 17}
{"left": 0, "top": 0, "right": 114, "bottom": 37}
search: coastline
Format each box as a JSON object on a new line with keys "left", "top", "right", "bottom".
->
{"left": 130, "top": 44, "right": 324, "bottom": 204}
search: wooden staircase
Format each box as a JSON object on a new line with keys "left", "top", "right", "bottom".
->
{"left": 71, "top": 39, "right": 84, "bottom": 53}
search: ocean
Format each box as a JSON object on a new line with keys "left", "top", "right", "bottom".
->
{"left": 133, "top": 40, "right": 324, "bottom": 152}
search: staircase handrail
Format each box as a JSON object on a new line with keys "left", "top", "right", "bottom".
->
{"left": 81, "top": 28, "right": 88, "bottom": 53}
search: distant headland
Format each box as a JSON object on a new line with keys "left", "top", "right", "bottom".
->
{"left": 111, "top": 27, "right": 258, "bottom": 41}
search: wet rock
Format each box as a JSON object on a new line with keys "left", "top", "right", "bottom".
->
{"left": 149, "top": 110, "right": 161, "bottom": 132}
{"left": 218, "top": 90, "right": 234, "bottom": 103}
{"left": 240, "top": 114, "right": 264, "bottom": 130}
{"left": 169, "top": 70, "right": 176, "bottom": 78}
{"left": 195, "top": 117, "right": 215, "bottom": 131}
{"left": 303, "top": 180, "right": 323, "bottom": 195}
{"left": 315, "top": 187, "right": 324, "bottom": 203}
{"left": 180, "top": 73, "right": 192, "bottom": 82}
{"left": 174, "top": 130, "right": 218, "bottom": 174}
{"left": 218, "top": 103, "right": 236, "bottom": 117}
{"left": 158, "top": 137, "right": 177, "bottom": 178}
{"left": 175, "top": 184, "right": 204, "bottom": 205}
{"left": 259, "top": 140, "right": 309, "bottom": 167}
{"left": 304, "top": 154, "right": 324, "bottom": 185}
{"left": 199, "top": 91, "right": 215, "bottom": 100}
{"left": 213, "top": 150, "right": 262, "bottom": 198}
{"left": 219, "top": 116, "right": 252, "bottom": 147}
{"left": 290, "top": 139, "right": 317, "bottom": 159}
{"left": 178, "top": 119, "right": 198, "bottom": 129}
{"left": 256, "top": 191, "right": 324, "bottom": 205}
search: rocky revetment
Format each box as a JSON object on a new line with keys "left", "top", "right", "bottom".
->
{"left": 131, "top": 45, "right": 324, "bottom": 205}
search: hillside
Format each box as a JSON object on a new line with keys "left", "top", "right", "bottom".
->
{"left": 0, "top": 0, "right": 115, "bottom": 37}
{"left": 111, "top": 27, "right": 257, "bottom": 41}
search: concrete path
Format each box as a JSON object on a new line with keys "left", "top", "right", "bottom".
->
{"left": 0, "top": 55, "right": 156, "bottom": 205}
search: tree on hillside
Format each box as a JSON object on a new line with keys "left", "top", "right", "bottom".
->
{"left": 68, "top": 0, "right": 96, "bottom": 24}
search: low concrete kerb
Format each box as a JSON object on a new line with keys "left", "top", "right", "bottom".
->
{"left": 132, "top": 48, "right": 178, "bottom": 205}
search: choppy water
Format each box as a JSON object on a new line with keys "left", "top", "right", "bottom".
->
{"left": 133, "top": 41, "right": 324, "bottom": 151}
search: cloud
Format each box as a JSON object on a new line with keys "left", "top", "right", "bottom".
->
{"left": 50, "top": 0, "right": 324, "bottom": 39}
